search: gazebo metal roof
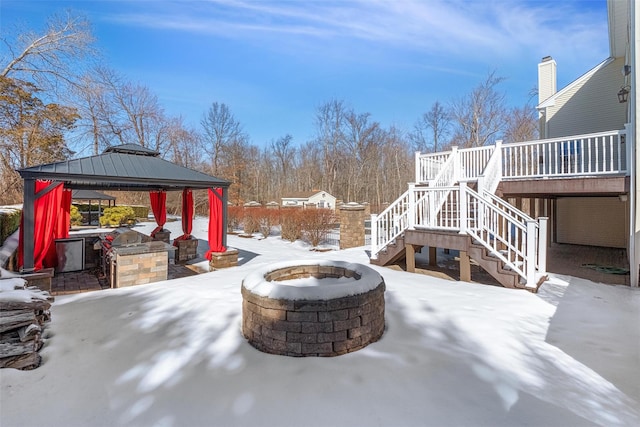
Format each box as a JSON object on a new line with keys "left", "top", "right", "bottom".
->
{"left": 18, "top": 144, "right": 229, "bottom": 191}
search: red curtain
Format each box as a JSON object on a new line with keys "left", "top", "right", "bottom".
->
{"left": 174, "top": 189, "right": 193, "bottom": 245}
{"left": 56, "top": 188, "right": 72, "bottom": 240}
{"left": 18, "top": 180, "right": 63, "bottom": 271}
{"left": 149, "top": 191, "right": 166, "bottom": 237}
{"left": 205, "top": 188, "right": 225, "bottom": 259}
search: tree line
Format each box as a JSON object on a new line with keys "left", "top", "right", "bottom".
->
{"left": 0, "top": 11, "right": 538, "bottom": 210}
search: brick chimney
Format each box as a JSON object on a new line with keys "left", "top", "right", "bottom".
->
{"left": 538, "top": 56, "right": 557, "bottom": 104}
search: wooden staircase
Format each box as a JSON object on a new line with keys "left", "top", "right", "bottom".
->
{"left": 370, "top": 234, "right": 406, "bottom": 266}
{"left": 371, "top": 145, "right": 549, "bottom": 290}
{"left": 371, "top": 228, "right": 546, "bottom": 292}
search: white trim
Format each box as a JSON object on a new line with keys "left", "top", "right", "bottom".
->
{"left": 537, "top": 58, "right": 615, "bottom": 109}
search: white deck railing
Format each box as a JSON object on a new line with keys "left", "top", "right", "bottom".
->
{"left": 459, "top": 146, "right": 494, "bottom": 180}
{"left": 415, "top": 129, "right": 627, "bottom": 183}
{"left": 501, "top": 130, "right": 627, "bottom": 178}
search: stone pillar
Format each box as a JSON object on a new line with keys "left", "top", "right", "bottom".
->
{"left": 208, "top": 248, "right": 239, "bottom": 271}
{"left": 339, "top": 202, "right": 366, "bottom": 249}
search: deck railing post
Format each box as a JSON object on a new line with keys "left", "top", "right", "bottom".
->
{"left": 451, "top": 146, "right": 460, "bottom": 182}
{"left": 526, "top": 219, "right": 537, "bottom": 287}
{"left": 415, "top": 151, "right": 421, "bottom": 183}
{"left": 459, "top": 182, "right": 468, "bottom": 234}
{"left": 408, "top": 183, "right": 416, "bottom": 230}
{"left": 370, "top": 214, "right": 378, "bottom": 259}
{"left": 538, "top": 217, "right": 548, "bottom": 274}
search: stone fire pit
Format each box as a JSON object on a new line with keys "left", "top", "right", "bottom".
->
{"left": 241, "top": 260, "right": 385, "bottom": 357}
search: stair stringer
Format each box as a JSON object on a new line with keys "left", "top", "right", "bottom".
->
{"left": 466, "top": 239, "right": 522, "bottom": 289}
{"left": 369, "top": 235, "right": 406, "bottom": 266}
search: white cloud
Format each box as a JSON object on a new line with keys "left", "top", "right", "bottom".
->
{"left": 103, "top": 0, "right": 608, "bottom": 76}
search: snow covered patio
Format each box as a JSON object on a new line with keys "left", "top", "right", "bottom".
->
{"left": 1, "top": 218, "right": 638, "bottom": 426}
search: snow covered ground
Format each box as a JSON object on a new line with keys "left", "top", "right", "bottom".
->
{"left": 1, "top": 217, "right": 639, "bottom": 427}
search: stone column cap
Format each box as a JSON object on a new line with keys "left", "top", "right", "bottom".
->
{"left": 339, "top": 202, "right": 365, "bottom": 210}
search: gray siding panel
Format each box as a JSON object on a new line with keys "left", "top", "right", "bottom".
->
{"left": 545, "top": 57, "right": 628, "bottom": 138}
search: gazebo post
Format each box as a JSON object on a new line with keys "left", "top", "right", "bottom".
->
{"left": 22, "top": 179, "right": 36, "bottom": 272}
{"left": 222, "top": 186, "right": 228, "bottom": 248}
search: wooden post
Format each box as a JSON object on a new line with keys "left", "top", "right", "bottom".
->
{"left": 406, "top": 244, "right": 416, "bottom": 273}
{"left": 429, "top": 246, "right": 437, "bottom": 267}
{"left": 370, "top": 214, "right": 378, "bottom": 260}
{"left": 459, "top": 250, "right": 471, "bottom": 282}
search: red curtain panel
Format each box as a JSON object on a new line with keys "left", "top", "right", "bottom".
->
{"left": 205, "top": 188, "right": 225, "bottom": 259}
{"left": 149, "top": 190, "right": 167, "bottom": 237}
{"left": 56, "top": 188, "right": 72, "bottom": 240}
{"left": 174, "top": 188, "right": 193, "bottom": 244}
{"left": 18, "top": 180, "right": 63, "bottom": 271}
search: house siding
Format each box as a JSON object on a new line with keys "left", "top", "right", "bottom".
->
{"left": 556, "top": 197, "right": 627, "bottom": 248}
{"left": 544, "top": 57, "right": 628, "bottom": 138}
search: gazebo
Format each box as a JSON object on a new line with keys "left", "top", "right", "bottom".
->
{"left": 71, "top": 189, "right": 116, "bottom": 226}
{"left": 17, "top": 144, "right": 230, "bottom": 273}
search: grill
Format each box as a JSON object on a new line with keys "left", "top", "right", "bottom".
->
{"left": 99, "top": 228, "right": 171, "bottom": 287}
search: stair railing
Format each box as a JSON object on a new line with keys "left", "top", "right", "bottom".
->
{"left": 415, "top": 151, "right": 452, "bottom": 183}
{"left": 477, "top": 140, "right": 502, "bottom": 195}
{"left": 412, "top": 186, "right": 461, "bottom": 231}
{"left": 370, "top": 190, "right": 410, "bottom": 260}
{"left": 462, "top": 185, "right": 545, "bottom": 288}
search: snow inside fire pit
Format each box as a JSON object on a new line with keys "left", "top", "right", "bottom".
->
{"left": 241, "top": 260, "right": 386, "bottom": 357}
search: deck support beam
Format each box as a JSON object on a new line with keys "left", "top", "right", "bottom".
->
{"left": 459, "top": 250, "right": 471, "bottom": 282}
{"left": 429, "top": 246, "right": 437, "bottom": 266}
{"left": 406, "top": 244, "right": 416, "bottom": 273}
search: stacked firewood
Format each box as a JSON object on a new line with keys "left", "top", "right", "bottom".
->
{"left": 0, "top": 275, "right": 53, "bottom": 370}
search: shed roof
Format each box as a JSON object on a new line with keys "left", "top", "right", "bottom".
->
{"left": 71, "top": 189, "right": 116, "bottom": 201}
{"left": 18, "top": 144, "right": 229, "bottom": 191}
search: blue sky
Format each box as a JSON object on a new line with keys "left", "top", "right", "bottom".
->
{"left": 2, "top": 0, "right": 609, "bottom": 148}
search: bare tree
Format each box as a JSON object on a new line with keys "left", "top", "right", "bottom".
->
{"left": 68, "top": 68, "right": 112, "bottom": 155}
{"left": 314, "top": 99, "right": 347, "bottom": 195}
{"left": 450, "top": 71, "right": 507, "bottom": 147}
{"left": 343, "top": 110, "right": 382, "bottom": 202}
{"left": 201, "top": 102, "right": 245, "bottom": 176}
{"left": 504, "top": 104, "right": 538, "bottom": 143}
{"left": 1, "top": 11, "right": 96, "bottom": 92}
{"left": 271, "top": 134, "right": 295, "bottom": 189}
{"left": 106, "top": 79, "right": 169, "bottom": 151}
{"left": 166, "top": 117, "right": 203, "bottom": 168}
{"left": 410, "top": 101, "right": 451, "bottom": 152}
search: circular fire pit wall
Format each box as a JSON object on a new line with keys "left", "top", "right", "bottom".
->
{"left": 242, "top": 262, "right": 385, "bottom": 357}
